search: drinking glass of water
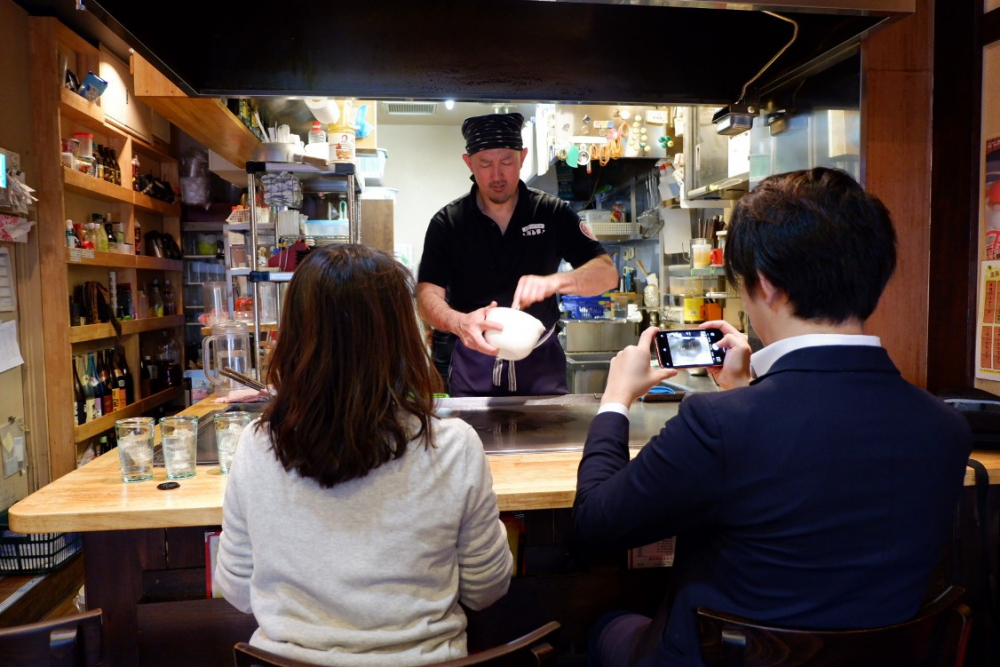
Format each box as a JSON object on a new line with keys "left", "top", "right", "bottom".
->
{"left": 214, "top": 411, "right": 253, "bottom": 475}
{"left": 114, "top": 417, "right": 156, "bottom": 483}
{"left": 160, "top": 415, "right": 199, "bottom": 479}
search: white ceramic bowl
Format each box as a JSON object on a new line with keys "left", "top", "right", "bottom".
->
{"left": 484, "top": 307, "right": 546, "bottom": 361}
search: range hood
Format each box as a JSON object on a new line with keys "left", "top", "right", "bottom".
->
{"left": 14, "top": 0, "right": 911, "bottom": 106}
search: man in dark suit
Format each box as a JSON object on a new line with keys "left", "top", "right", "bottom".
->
{"left": 573, "top": 167, "right": 973, "bottom": 667}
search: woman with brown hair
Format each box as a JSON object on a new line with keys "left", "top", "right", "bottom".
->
{"left": 214, "top": 245, "right": 513, "bottom": 666}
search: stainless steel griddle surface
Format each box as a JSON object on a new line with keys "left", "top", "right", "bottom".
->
{"left": 434, "top": 394, "right": 683, "bottom": 455}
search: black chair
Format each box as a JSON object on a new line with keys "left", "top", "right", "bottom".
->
{"left": 0, "top": 607, "right": 103, "bottom": 667}
{"left": 234, "top": 621, "right": 561, "bottom": 667}
{"left": 697, "top": 586, "right": 972, "bottom": 667}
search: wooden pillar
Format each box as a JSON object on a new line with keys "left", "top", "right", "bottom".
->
{"left": 861, "top": 0, "right": 935, "bottom": 388}
{"left": 862, "top": 0, "right": 980, "bottom": 392}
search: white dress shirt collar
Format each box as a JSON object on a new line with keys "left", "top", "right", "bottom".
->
{"left": 750, "top": 333, "right": 882, "bottom": 378}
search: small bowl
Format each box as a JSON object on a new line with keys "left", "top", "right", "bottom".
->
{"left": 485, "top": 308, "right": 546, "bottom": 361}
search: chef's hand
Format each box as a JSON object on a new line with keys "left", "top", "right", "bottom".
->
{"left": 601, "top": 326, "right": 676, "bottom": 408}
{"left": 512, "top": 274, "right": 561, "bottom": 310}
{"left": 456, "top": 302, "right": 503, "bottom": 356}
{"left": 699, "top": 320, "right": 752, "bottom": 390}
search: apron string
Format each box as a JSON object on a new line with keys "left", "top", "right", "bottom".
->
{"left": 491, "top": 323, "right": 558, "bottom": 391}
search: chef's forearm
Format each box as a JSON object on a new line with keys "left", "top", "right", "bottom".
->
{"left": 558, "top": 255, "right": 618, "bottom": 296}
{"left": 416, "top": 283, "right": 462, "bottom": 335}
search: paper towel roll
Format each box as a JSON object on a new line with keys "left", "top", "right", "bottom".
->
{"left": 304, "top": 98, "right": 340, "bottom": 126}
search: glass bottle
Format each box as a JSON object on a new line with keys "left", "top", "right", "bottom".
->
{"left": 115, "top": 346, "right": 135, "bottom": 405}
{"left": 85, "top": 352, "right": 103, "bottom": 421}
{"left": 149, "top": 280, "right": 165, "bottom": 317}
{"left": 72, "top": 355, "right": 86, "bottom": 425}
{"left": 163, "top": 279, "right": 175, "bottom": 316}
{"left": 96, "top": 350, "right": 113, "bottom": 416}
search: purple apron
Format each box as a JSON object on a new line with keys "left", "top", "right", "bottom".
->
{"left": 448, "top": 326, "right": 569, "bottom": 397}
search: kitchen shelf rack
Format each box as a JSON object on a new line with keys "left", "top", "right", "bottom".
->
{"left": 241, "top": 160, "right": 362, "bottom": 378}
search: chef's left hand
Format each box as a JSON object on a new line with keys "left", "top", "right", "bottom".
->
{"left": 512, "top": 274, "right": 562, "bottom": 310}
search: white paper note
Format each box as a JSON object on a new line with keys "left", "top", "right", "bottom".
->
{"left": 0, "top": 320, "right": 24, "bottom": 374}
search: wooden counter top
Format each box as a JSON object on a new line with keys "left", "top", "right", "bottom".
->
{"left": 10, "top": 397, "right": 1000, "bottom": 534}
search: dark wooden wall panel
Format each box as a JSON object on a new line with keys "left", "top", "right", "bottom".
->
{"left": 861, "top": 0, "right": 934, "bottom": 387}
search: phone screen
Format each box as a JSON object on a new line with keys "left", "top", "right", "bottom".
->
{"left": 654, "top": 328, "right": 726, "bottom": 369}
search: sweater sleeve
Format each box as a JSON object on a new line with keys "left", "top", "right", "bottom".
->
{"left": 456, "top": 428, "right": 513, "bottom": 611}
{"left": 213, "top": 425, "right": 257, "bottom": 613}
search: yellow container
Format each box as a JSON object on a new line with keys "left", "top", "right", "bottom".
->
{"left": 683, "top": 297, "right": 704, "bottom": 323}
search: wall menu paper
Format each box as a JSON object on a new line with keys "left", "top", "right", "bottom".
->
{"left": 977, "top": 262, "right": 1000, "bottom": 380}
{"left": 0, "top": 247, "right": 14, "bottom": 312}
{"left": 0, "top": 320, "right": 23, "bottom": 375}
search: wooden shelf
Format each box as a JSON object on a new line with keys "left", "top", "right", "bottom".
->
{"left": 73, "top": 386, "right": 183, "bottom": 443}
{"left": 59, "top": 87, "right": 122, "bottom": 137}
{"left": 69, "top": 315, "right": 186, "bottom": 344}
{"left": 63, "top": 167, "right": 134, "bottom": 204}
{"left": 135, "top": 255, "right": 182, "bottom": 271}
{"left": 66, "top": 247, "right": 136, "bottom": 268}
{"left": 131, "top": 134, "right": 175, "bottom": 163}
{"left": 134, "top": 191, "right": 181, "bottom": 216}
{"left": 66, "top": 248, "right": 183, "bottom": 271}
{"left": 63, "top": 168, "right": 181, "bottom": 215}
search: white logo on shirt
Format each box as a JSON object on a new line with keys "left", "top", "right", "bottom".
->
{"left": 522, "top": 224, "right": 546, "bottom": 237}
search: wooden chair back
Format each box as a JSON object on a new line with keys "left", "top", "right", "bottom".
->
{"left": 697, "top": 587, "right": 972, "bottom": 667}
{"left": 0, "top": 607, "right": 103, "bottom": 667}
{"left": 233, "top": 621, "right": 560, "bottom": 667}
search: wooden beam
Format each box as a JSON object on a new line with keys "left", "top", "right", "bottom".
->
{"left": 132, "top": 53, "right": 257, "bottom": 171}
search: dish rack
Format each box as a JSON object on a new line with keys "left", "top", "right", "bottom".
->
{"left": 0, "top": 510, "right": 82, "bottom": 574}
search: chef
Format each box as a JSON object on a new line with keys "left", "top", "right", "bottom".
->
{"left": 417, "top": 112, "right": 618, "bottom": 397}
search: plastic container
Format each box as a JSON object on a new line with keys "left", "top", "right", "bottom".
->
{"left": 561, "top": 295, "right": 609, "bottom": 320}
{"left": 72, "top": 131, "right": 93, "bottom": 159}
{"left": 303, "top": 220, "right": 349, "bottom": 238}
{"left": 329, "top": 124, "right": 356, "bottom": 162}
{"left": 308, "top": 121, "right": 327, "bottom": 144}
{"left": 0, "top": 509, "right": 82, "bottom": 574}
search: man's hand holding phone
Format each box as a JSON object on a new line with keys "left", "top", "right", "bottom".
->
{"left": 602, "top": 326, "right": 677, "bottom": 407}
{"left": 699, "top": 320, "right": 752, "bottom": 390}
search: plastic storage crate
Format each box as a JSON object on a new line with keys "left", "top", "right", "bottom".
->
{"left": 0, "top": 510, "right": 82, "bottom": 575}
{"left": 561, "top": 295, "right": 609, "bottom": 320}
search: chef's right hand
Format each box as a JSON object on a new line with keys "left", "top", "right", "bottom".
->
{"left": 456, "top": 302, "right": 503, "bottom": 356}
{"left": 699, "top": 320, "right": 752, "bottom": 390}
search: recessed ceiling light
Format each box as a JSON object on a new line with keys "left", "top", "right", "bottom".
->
{"left": 445, "top": 99, "right": 455, "bottom": 110}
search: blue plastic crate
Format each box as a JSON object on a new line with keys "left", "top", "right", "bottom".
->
{"left": 561, "top": 295, "right": 608, "bottom": 320}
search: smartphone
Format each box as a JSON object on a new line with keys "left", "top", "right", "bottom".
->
{"left": 653, "top": 328, "right": 726, "bottom": 369}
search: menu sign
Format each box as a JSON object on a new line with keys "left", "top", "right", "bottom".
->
{"left": 977, "top": 262, "right": 1000, "bottom": 380}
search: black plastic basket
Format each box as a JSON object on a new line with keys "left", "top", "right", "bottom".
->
{"left": 0, "top": 509, "right": 82, "bottom": 575}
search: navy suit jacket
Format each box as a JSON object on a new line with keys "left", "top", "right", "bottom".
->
{"left": 574, "top": 345, "right": 972, "bottom": 666}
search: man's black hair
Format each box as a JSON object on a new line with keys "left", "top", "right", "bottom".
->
{"left": 724, "top": 167, "right": 897, "bottom": 323}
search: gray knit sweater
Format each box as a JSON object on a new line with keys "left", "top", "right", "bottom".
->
{"left": 214, "top": 414, "right": 513, "bottom": 666}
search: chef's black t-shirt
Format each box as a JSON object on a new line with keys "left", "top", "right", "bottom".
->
{"left": 418, "top": 182, "right": 608, "bottom": 329}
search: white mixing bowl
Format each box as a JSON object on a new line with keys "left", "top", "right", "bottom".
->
{"left": 484, "top": 307, "right": 546, "bottom": 361}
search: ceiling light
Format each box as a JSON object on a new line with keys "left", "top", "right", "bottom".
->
{"left": 444, "top": 99, "right": 455, "bottom": 110}
{"left": 712, "top": 103, "right": 756, "bottom": 136}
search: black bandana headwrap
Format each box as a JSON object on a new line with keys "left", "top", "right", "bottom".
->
{"left": 461, "top": 113, "right": 524, "bottom": 155}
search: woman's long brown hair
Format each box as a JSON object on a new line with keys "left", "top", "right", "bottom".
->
{"left": 260, "top": 245, "right": 443, "bottom": 487}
